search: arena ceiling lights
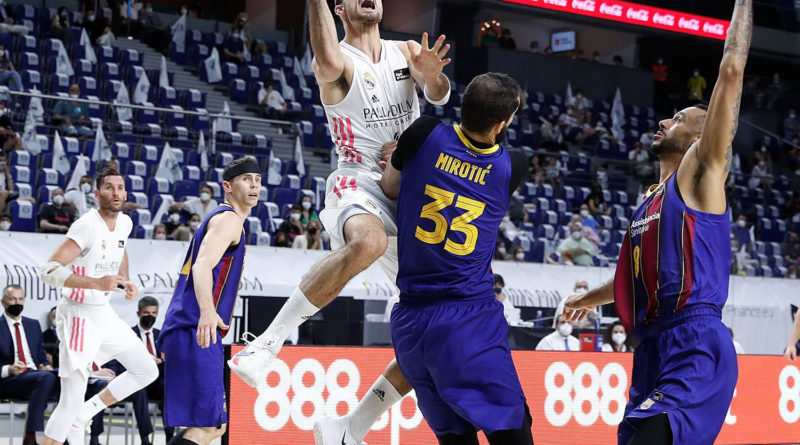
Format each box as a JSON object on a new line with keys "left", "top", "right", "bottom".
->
{"left": 498, "top": 0, "right": 731, "bottom": 40}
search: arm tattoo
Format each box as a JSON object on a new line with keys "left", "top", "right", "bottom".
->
{"left": 723, "top": 0, "right": 753, "bottom": 58}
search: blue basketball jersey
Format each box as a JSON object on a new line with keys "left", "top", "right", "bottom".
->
{"left": 395, "top": 122, "right": 515, "bottom": 304}
{"left": 614, "top": 173, "right": 732, "bottom": 335}
{"left": 160, "top": 204, "right": 246, "bottom": 338}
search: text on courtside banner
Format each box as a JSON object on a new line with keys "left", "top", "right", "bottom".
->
{"left": 228, "top": 346, "right": 800, "bottom": 444}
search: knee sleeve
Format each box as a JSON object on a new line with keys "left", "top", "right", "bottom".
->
{"left": 106, "top": 346, "right": 159, "bottom": 401}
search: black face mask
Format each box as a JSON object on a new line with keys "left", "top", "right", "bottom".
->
{"left": 6, "top": 304, "right": 23, "bottom": 317}
{"left": 140, "top": 315, "right": 156, "bottom": 330}
{"left": 308, "top": 227, "right": 318, "bottom": 235}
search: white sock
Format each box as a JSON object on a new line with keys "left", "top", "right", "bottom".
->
{"left": 346, "top": 375, "right": 403, "bottom": 441}
{"left": 257, "top": 287, "right": 319, "bottom": 353}
{"left": 77, "top": 394, "right": 106, "bottom": 424}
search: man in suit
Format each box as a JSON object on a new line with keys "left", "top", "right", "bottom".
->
{"left": 109, "top": 296, "right": 173, "bottom": 445}
{"left": 0, "top": 285, "right": 58, "bottom": 445}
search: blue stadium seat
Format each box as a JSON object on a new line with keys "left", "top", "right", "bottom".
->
{"left": 9, "top": 201, "right": 37, "bottom": 232}
{"left": 256, "top": 202, "right": 280, "bottom": 232}
{"left": 157, "top": 86, "right": 179, "bottom": 108}
{"left": 183, "top": 166, "right": 202, "bottom": 183}
{"left": 97, "top": 46, "right": 117, "bottom": 64}
{"left": 10, "top": 166, "right": 31, "bottom": 185}
{"left": 182, "top": 89, "right": 205, "bottom": 110}
{"left": 271, "top": 188, "right": 299, "bottom": 210}
{"left": 138, "top": 145, "right": 160, "bottom": 168}
{"left": 130, "top": 192, "right": 149, "bottom": 209}
{"left": 9, "top": 151, "right": 33, "bottom": 169}
{"left": 130, "top": 209, "right": 151, "bottom": 227}
{"left": 125, "top": 175, "right": 145, "bottom": 193}
{"left": 133, "top": 224, "right": 154, "bottom": 239}
{"left": 119, "top": 49, "right": 142, "bottom": 67}
{"left": 281, "top": 174, "right": 301, "bottom": 190}
{"left": 173, "top": 181, "right": 197, "bottom": 201}
{"left": 222, "top": 62, "right": 239, "bottom": 83}
{"left": 147, "top": 178, "right": 171, "bottom": 198}
{"left": 169, "top": 42, "right": 187, "bottom": 65}
{"left": 22, "top": 70, "right": 42, "bottom": 90}
{"left": 35, "top": 168, "right": 62, "bottom": 189}
{"left": 78, "top": 76, "right": 98, "bottom": 97}
{"left": 229, "top": 79, "right": 248, "bottom": 103}
{"left": 19, "top": 52, "right": 39, "bottom": 72}
{"left": 125, "top": 160, "right": 148, "bottom": 177}
{"left": 99, "top": 62, "right": 121, "bottom": 82}
{"left": 36, "top": 185, "right": 58, "bottom": 204}
{"left": 165, "top": 105, "right": 187, "bottom": 128}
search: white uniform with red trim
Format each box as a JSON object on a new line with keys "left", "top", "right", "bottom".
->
{"left": 55, "top": 209, "right": 141, "bottom": 377}
{"left": 319, "top": 40, "right": 420, "bottom": 278}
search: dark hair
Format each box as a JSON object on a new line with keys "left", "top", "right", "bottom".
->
{"left": 290, "top": 204, "right": 302, "bottom": 212}
{"left": 95, "top": 168, "right": 122, "bottom": 188}
{"left": 606, "top": 320, "right": 633, "bottom": 351}
{"left": 493, "top": 274, "right": 505, "bottom": 287}
{"left": 264, "top": 80, "right": 275, "bottom": 89}
{"left": 335, "top": 0, "right": 343, "bottom": 5}
{"left": 138, "top": 296, "right": 159, "bottom": 311}
{"left": 200, "top": 183, "right": 212, "bottom": 193}
{"left": 0, "top": 213, "right": 11, "bottom": 221}
{"left": 691, "top": 103, "right": 708, "bottom": 111}
{"left": 461, "top": 73, "right": 521, "bottom": 134}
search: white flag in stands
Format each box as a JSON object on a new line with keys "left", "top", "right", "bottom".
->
{"left": 80, "top": 28, "right": 97, "bottom": 63}
{"left": 171, "top": 13, "right": 186, "bottom": 44}
{"left": 611, "top": 87, "right": 625, "bottom": 140}
{"left": 21, "top": 110, "right": 40, "bottom": 155}
{"left": 160, "top": 55, "right": 170, "bottom": 89}
{"left": 204, "top": 47, "right": 222, "bottom": 84}
{"left": 155, "top": 142, "right": 183, "bottom": 183}
{"left": 65, "top": 155, "right": 89, "bottom": 192}
{"left": 55, "top": 40, "right": 74, "bottom": 77}
{"left": 294, "top": 135, "right": 306, "bottom": 177}
{"left": 52, "top": 130, "right": 71, "bottom": 175}
{"left": 198, "top": 130, "right": 209, "bottom": 171}
{"left": 134, "top": 70, "right": 150, "bottom": 105}
{"left": 91, "top": 125, "right": 111, "bottom": 162}
{"left": 115, "top": 81, "right": 133, "bottom": 122}
{"left": 293, "top": 56, "right": 307, "bottom": 90}
{"left": 216, "top": 101, "right": 232, "bottom": 133}
{"left": 267, "top": 150, "right": 281, "bottom": 186}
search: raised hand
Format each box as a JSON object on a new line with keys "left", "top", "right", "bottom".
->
{"left": 407, "top": 33, "right": 451, "bottom": 80}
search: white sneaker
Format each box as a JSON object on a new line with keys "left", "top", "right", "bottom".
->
{"left": 227, "top": 332, "right": 278, "bottom": 388}
{"left": 313, "top": 416, "right": 366, "bottom": 445}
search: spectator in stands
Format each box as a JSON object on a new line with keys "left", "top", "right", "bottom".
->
{"left": 0, "top": 102, "right": 22, "bottom": 152}
{"left": 568, "top": 89, "right": 589, "bottom": 112}
{"left": 602, "top": 321, "right": 633, "bottom": 352}
{"left": 731, "top": 215, "right": 754, "bottom": 253}
{"left": 577, "top": 204, "right": 598, "bottom": 229}
{"left": 784, "top": 186, "right": 800, "bottom": 219}
{"left": 511, "top": 245, "right": 526, "bottom": 262}
{"left": 528, "top": 41, "right": 540, "bottom": 53}
{"left": 38, "top": 188, "right": 75, "bottom": 233}
{"left": 557, "top": 221, "right": 597, "bottom": 266}
{"left": 169, "top": 184, "right": 218, "bottom": 219}
{"left": 535, "top": 314, "right": 580, "bottom": 351}
{"left": 153, "top": 224, "right": 167, "bottom": 240}
{"left": 42, "top": 307, "right": 58, "bottom": 367}
{"left": 0, "top": 213, "right": 11, "bottom": 231}
{"left": 784, "top": 231, "right": 800, "bottom": 277}
{"left": 585, "top": 184, "right": 610, "bottom": 217}
{"left": 64, "top": 174, "right": 95, "bottom": 216}
{"left": 629, "top": 144, "right": 654, "bottom": 180}
{"left": 298, "top": 194, "right": 319, "bottom": 226}
{"left": 591, "top": 51, "right": 601, "bottom": 63}
{"left": 784, "top": 109, "right": 799, "bottom": 141}
{"left": 82, "top": 8, "right": 107, "bottom": 42}
{"left": 499, "top": 212, "right": 519, "bottom": 245}
{"left": 0, "top": 150, "right": 11, "bottom": 213}
{"left": 727, "top": 327, "right": 744, "bottom": 354}
{"left": 687, "top": 68, "right": 707, "bottom": 101}
{"left": 570, "top": 213, "right": 600, "bottom": 248}
{"left": 138, "top": 2, "right": 169, "bottom": 54}
{"left": 509, "top": 188, "right": 527, "bottom": 226}
{"left": 105, "top": 156, "right": 120, "bottom": 171}
{"left": 479, "top": 22, "right": 500, "bottom": 47}
{"left": 50, "top": 6, "right": 73, "bottom": 43}
{"left": 767, "top": 73, "right": 786, "bottom": 110}
{"left": 0, "top": 284, "right": 58, "bottom": 445}
{"left": 273, "top": 231, "right": 292, "bottom": 248}
{"left": 293, "top": 219, "right": 323, "bottom": 250}
{"left": 53, "top": 84, "right": 93, "bottom": 137}
{"left": 165, "top": 209, "right": 191, "bottom": 241}
{"left": 612, "top": 55, "right": 624, "bottom": 66}
{"left": 493, "top": 274, "right": 522, "bottom": 325}
{"left": 540, "top": 114, "right": 565, "bottom": 151}
{"left": 498, "top": 28, "right": 516, "bottom": 50}
{"left": 188, "top": 213, "right": 201, "bottom": 236}
{"left": 96, "top": 25, "right": 116, "bottom": 46}
{"left": 223, "top": 12, "right": 252, "bottom": 65}
{"left": 748, "top": 158, "right": 773, "bottom": 190}
{"left": 0, "top": 45, "right": 22, "bottom": 92}
{"left": 494, "top": 239, "right": 510, "bottom": 260}
{"left": 571, "top": 280, "right": 600, "bottom": 329}
{"left": 0, "top": 1, "right": 27, "bottom": 35}
{"left": 278, "top": 204, "right": 305, "bottom": 242}
{"left": 258, "top": 80, "right": 308, "bottom": 121}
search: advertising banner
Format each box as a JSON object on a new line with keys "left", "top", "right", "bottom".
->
{"left": 229, "top": 346, "right": 800, "bottom": 444}
{"left": 499, "top": 0, "right": 731, "bottom": 40}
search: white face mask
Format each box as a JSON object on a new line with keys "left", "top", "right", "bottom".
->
{"left": 515, "top": 252, "right": 525, "bottom": 261}
{"left": 190, "top": 221, "right": 200, "bottom": 230}
{"left": 558, "top": 323, "right": 573, "bottom": 338}
{"left": 200, "top": 192, "right": 211, "bottom": 202}
{"left": 53, "top": 195, "right": 64, "bottom": 205}
{"left": 87, "top": 15, "right": 95, "bottom": 21}
{"left": 70, "top": 94, "right": 79, "bottom": 100}
{"left": 612, "top": 332, "right": 627, "bottom": 345}
{"left": 180, "top": 9, "right": 187, "bottom": 15}
{"left": 232, "top": 32, "right": 240, "bottom": 39}
{"left": 574, "top": 287, "right": 588, "bottom": 294}
{"left": 580, "top": 209, "right": 590, "bottom": 219}
{"left": 693, "top": 71, "right": 699, "bottom": 77}
{"left": 736, "top": 220, "right": 746, "bottom": 229}
{"left": 80, "top": 183, "right": 92, "bottom": 194}
{"left": 498, "top": 247, "right": 507, "bottom": 255}
{"left": 169, "top": 214, "right": 180, "bottom": 223}
{"left": 571, "top": 231, "right": 582, "bottom": 241}
{"left": 154, "top": 233, "right": 166, "bottom": 240}
{"left": 0, "top": 221, "right": 10, "bottom": 231}
{"left": 502, "top": 216, "right": 511, "bottom": 223}
{"left": 290, "top": 213, "right": 301, "bottom": 221}
{"left": 302, "top": 201, "right": 312, "bottom": 210}
{"left": 146, "top": 7, "right": 153, "bottom": 12}
{"left": 0, "top": 50, "right": 5, "bottom": 58}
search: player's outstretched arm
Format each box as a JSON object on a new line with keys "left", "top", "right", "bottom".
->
{"left": 40, "top": 238, "right": 123, "bottom": 292}
{"left": 403, "top": 33, "right": 451, "bottom": 104}
{"left": 785, "top": 311, "right": 800, "bottom": 361}
{"left": 191, "top": 212, "right": 241, "bottom": 348}
{"left": 678, "top": 0, "right": 752, "bottom": 211}
{"left": 308, "top": 0, "right": 349, "bottom": 84}
{"left": 563, "top": 279, "right": 615, "bottom": 322}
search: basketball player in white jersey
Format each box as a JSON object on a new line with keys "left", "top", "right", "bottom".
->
{"left": 39, "top": 168, "right": 158, "bottom": 445}
{"left": 228, "top": 0, "right": 451, "bottom": 444}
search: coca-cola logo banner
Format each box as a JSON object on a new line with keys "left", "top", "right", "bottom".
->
{"left": 501, "top": 0, "right": 730, "bottom": 40}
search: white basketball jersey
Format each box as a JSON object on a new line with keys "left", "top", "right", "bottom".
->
{"left": 62, "top": 209, "right": 133, "bottom": 305}
{"left": 323, "top": 40, "right": 421, "bottom": 175}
